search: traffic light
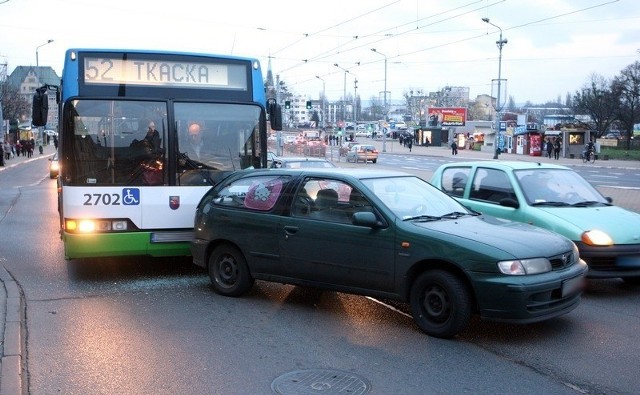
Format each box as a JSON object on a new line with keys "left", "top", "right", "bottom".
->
{"left": 285, "top": 100, "right": 291, "bottom": 109}
{"left": 306, "top": 100, "right": 312, "bottom": 109}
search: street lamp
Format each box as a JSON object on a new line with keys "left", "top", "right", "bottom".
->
{"left": 371, "top": 48, "right": 387, "bottom": 152}
{"left": 315, "top": 76, "right": 325, "bottom": 129}
{"left": 35, "top": 39, "right": 54, "bottom": 67}
{"left": 334, "top": 63, "right": 349, "bottom": 124}
{"left": 481, "top": 18, "right": 507, "bottom": 159}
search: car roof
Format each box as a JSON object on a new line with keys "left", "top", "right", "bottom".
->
{"left": 438, "top": 160, "right": 571, "bottom": 171}
{"left": 276, "top": 157, "right": 330, "bottom": 162}
{"left": 255, "top": 167, "right": 411, "bottom": 180}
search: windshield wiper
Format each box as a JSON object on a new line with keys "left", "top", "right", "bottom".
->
{"left": 530, "top": 201, "right": 571, "bottom": 207}
{"left": 571, "top": 200, "right": 610, "bottom": 207}
{"left": 440, "top": 211, "right": 471, "bottom": 219}
{"left": 403, "top": 214, "right": 442, "bottom": 222}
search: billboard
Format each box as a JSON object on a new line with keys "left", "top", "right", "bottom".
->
{"left": 427, "top": 107, "right": 467, "bottom": 127}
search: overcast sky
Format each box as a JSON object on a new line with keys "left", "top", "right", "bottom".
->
{"left": 1, "top": 0, "right": 638, "bottom": 106}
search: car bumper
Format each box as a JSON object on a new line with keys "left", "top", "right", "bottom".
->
{"left": 576, "top": 242, "right": 640, "bottom": 279}
{"left": 471, "top": 260, "right": 588, "bottom": 323}
{"left": 191, "top": 237, "right": 209, "bottom": 269}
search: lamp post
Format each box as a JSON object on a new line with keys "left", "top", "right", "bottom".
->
{"left": 371, "top": 48, "right": 387, "bottom": 152}
{"left": 481, "top": 18, "right": 507, "bottom": 159}
{"left": 333, "top": 63, "right": 349, "bottom": 125}
{"left": 351, "top": 71, "right": 358, "bottom": 125}
{"left": 35, "top": 39, "right": 54, "bottom": 67}
{"left": 315, "top": 76, "right": 325, "bottom": 129}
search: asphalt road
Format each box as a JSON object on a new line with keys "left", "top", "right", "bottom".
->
{"left": 1, "top": 143, "right": 639, "bottom": 394}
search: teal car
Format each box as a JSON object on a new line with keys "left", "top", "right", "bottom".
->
{"left": 430, "top": 161, "right": 640, "bottom": 283}
{"left": 192, "top": 168, "right": 587, "bottom": 338}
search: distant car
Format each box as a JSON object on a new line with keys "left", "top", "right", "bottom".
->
{"left": 339, "top": 141, "right": 359, "bottom": 156}
{"left": 355, "top": 130, "right": 371, "bottom": 138}
{"left": 49, "top": 152, "right": 60, "bottom": 178}
{"left": 268, "top": 157, "right": 335, "bottom": 169}
{"left": 191, "top": 168, "right": 587, "bottom": 338}
{"left": 430, "top": 161, "right": 640, "bottom": 283}
{"left": 346, "top": 144, "right": 378, "bottom": 163}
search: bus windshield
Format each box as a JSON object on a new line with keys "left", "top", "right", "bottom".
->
{"left": 65, "top": 100, "right": 262, "bottom": 186}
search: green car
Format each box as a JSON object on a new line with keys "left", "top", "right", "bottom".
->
{"left": 192, "top": 168, "right": 587, "bottom": 338}
{"left": 430, "top": 161, "right": 640, "bottom": 283}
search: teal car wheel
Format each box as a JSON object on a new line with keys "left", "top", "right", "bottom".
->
{"left": 410, "top": 270, "right": 472, "bottom": 338}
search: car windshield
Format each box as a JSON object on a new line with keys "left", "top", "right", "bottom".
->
{"left": 361, "top": 176, "right": 471, "bottom": 220}
{"left": 515, "top": 169, "right": 609, "bottom": 206}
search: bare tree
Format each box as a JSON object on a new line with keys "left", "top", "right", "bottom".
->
{"left": 572, "top": 73, "right": 617, "bottom": 138}
{"left": 1, "top": 81, "right": 31, "bottom": 123}
{"left": 612, "top": 61, "right": 640, "bottom": 150}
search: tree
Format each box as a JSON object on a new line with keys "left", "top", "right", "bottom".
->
{"left": 572, "top": 73, "right": 617, "bottom": 138}
{"left": 612, "top": 61, "right": 640, "bottom": 150}
{"left": 1, "top": 81, "right": 31, "bottom": 123}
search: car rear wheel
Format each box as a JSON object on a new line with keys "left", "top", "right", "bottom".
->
{"left": 409, "top": 270, "right": 472, "bottom": 338}
{"left": 208, "top": 244, "right": 254, "bottom": 297}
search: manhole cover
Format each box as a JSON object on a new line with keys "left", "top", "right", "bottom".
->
{"left": 272, "top": 369, "right": 371, "bottom": 395}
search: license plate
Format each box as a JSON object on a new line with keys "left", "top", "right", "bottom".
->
{"left": 562, "top": 276, "right": 585, "bottom": 297}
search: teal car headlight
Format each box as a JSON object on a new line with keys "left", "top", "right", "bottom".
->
{"left": 581, "top": 229, "right": 613, "bottom": 246}
{"left": 497, "top": 258, "right": 552, "bottom": 275}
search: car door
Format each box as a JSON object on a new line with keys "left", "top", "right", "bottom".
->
{"left": 278, "top": 177, "right": 396, "bottom": 292}
{"left": 465, "top": 167, "right": 531, "bottom": 222}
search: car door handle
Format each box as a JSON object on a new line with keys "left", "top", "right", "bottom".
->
{"left": 283, "top": 226, "right": 298, "bottom": 236}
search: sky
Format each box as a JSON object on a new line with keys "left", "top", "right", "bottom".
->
{"left": 1, "top": 0, "right": 638, "bottom": 106}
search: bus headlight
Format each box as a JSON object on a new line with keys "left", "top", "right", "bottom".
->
{"left": 65, "top": 219, "right": 128, "bottom": 233}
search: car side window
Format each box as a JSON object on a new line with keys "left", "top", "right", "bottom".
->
{"left": 440, "top": 167, "right": 471, "bottom": 197}
{"left": 470, "top": 168, "right": 515, "bottom": 204}
{"left": 211, "top": 175, "right": 290, "bottom": 211}
{"left": 293, "top": 178, "right": 354, "bottom": 224}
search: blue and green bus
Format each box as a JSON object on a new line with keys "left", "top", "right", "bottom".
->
{"left": 33, "top": 49, "right": 281, "bottom": 259}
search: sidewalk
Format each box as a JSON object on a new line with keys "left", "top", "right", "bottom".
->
{"left": 354, "top": 138, "right": 640, "bottom": 169}
{"left": 0, "top": 144, "right": 55, "bottom": 395}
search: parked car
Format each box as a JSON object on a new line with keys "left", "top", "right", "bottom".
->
{"left": 191, "top": 168, "right": 587, "bottom": 338}
{"left": 268, "top": 157, "right": 335, "bottom": 169}
{"left": 49, "top": 152, "right": 60, "bottom": 178}
{"left": 346, "top": 144, "right": 378, "bottom": 163}
{"left": 430, "top": 161, "right": 640, "bottom": 283}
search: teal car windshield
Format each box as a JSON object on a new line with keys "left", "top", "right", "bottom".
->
{"left": 514, "top": 169, "right": 609, "bottom": 206}
{"left": 361, "top": 176, "right": 470, "bottom": 220}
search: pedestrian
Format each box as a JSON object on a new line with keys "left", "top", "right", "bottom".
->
{"left": 553, "top": 139, "right": 561, "bottom": 160}
{"left": 546, "top": 138, "right": 553, "bottom": 158}
{"left": 407, "top": 137, "right": 412, "bottom": 152}
{"left": 451, "top": 139, "right": 458, "bottom": 155}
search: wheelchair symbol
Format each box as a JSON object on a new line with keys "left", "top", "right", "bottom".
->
{"left": 122, "top": 188, "right": 140, "bottom": 205}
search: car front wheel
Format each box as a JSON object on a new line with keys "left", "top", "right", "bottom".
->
{"left": 208, "top": 244, "right": 254, "bottom": 297}
{"left": 409, "top": 270, "right": 472, "bottom": 338}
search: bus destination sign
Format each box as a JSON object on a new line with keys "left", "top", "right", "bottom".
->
{"left": 83, "top": 57, "right": 247, "bottom": 89}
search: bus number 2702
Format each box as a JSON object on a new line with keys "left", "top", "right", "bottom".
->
{"left": 83, "top": 189, "right": 140, "bottom": 206}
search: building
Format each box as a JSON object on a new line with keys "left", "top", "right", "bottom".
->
{"left": 6, "top": 66, "right": 61, "bottom": 133}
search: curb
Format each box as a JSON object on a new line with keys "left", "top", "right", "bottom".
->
{"left": 0, "top": 267, "right": 24, "bottom": 395}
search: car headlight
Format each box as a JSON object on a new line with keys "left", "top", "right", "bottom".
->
{"left": 497, "top": 258, "right": 552, "bottom": 275}
{"left": 581, "top": 229, "right": 613, "bottom": 246}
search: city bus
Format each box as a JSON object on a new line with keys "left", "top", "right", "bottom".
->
{"left": 33, "top": 49, "right": 282, "bottom": 259}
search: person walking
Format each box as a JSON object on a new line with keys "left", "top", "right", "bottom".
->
{"left": 553, "top": 138, "right": 561, "bottom": 160}
{"left": 451, "top": 139, "right": 458, "bottom": 155}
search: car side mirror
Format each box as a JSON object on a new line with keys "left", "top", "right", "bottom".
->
{"left": 499, "top": 197, "right": 520, "bottom": 209}
{"left": 352, "top": 212, "right": 379, "bottom": 227}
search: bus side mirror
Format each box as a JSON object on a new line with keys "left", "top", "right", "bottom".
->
{"left": 32, "top": 87, "right": 48, "bottom": 127}
{"left": 267, "top": 99, "right": 282, "bottom": 131}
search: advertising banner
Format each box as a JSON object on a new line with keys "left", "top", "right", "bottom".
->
{"left": 427, "top": 107, "right": 467, "bottom": 127}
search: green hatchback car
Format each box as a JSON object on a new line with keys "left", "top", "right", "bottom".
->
{"left": 192, "top": 168, "right": 587, "bottom": 338}
{"left": 431, "top": 161, "right": 640, "bottom": 283}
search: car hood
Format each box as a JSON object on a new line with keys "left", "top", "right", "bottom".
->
{"left": 531, "top": 205, "right": 640, "bottom": 244}
{"left": 411, "top": 215, "right": 573, "bottom": 258}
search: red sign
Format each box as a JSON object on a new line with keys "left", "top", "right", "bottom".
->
{"left": 427, "top": 107, "right": 467, "bottom": 127}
